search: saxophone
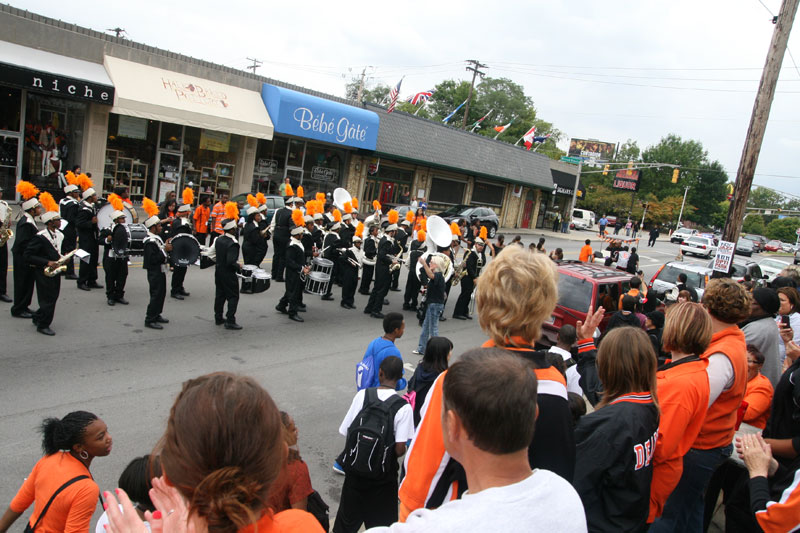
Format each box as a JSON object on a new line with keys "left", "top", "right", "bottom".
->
{"left": 0, "top": 205, "right": 12, "bottom": 246}
{"left": 452, "top": 249, "right": 471, "bottom": 286}
{"left": 45, "top": 249, "right": 78, "bottom": 277}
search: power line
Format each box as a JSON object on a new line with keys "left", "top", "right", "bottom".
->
{"left": 245, "top": 57, "right": 262, "bottom": 74}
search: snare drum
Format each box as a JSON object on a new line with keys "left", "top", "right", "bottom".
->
{"left": 240, "top": 264, "right": 258, "bottom": 293}
{"left": 311, "top": 257, "right": 334, "bottom": 277}
{"left": 170, "top": 234, "right": 201, "bottom": 266}
{"left": 118, "top": 223, "right": 148, "bottom": 256}
{"left": 252, "top": 269, "right": 271, "bottom": 294}
{"left": 305, "top": 271, "right": 330, "bottom": 295}
{"left": 98, "top": 203, "right": 134, "bottom": 230}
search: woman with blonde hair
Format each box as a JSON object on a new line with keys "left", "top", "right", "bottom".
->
{"left": 572, "top": 325, "right": 659, "bottom": 532}
{"left": 398, "top": 246, "right": 574, "bottom": 521}
{"left": 104, "top": 372, "right": 322, "bottom": 533}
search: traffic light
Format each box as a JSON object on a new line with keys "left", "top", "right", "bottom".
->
{"left": 603, "top": 164, "right": 609, "bottom": 176}
{"left": 671, "top": 168, "right": 680, "bottom": 183}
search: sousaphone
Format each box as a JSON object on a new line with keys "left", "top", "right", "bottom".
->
{"left": 416, "top": 215, "right": 454, "bottom": 282}
{"left": 333, "top": 187, "right": 352, "bottom": 211}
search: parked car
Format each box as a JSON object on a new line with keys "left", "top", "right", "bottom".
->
{"left": 758, "top": 258, "right": 790, "bottom": 282}
{"left": 438, "top": 205, "right": 500, "bottom": 238}
{"left": 736, "top": 237, "right": 754, "bottom": 257}
{"left": 699, "top": 232, "right": 720, "bottom": 246}
{"left": 230, "top": 193, "right": 284, "bottom": 225}
{"left": 680, "top": 236, "right": 717, "bottom": 258}
{"left": 670, "top": 227, "right": 697, "bottom": 244}
{"left": 649, "top": 262, "right": 711, "bottom": 300}
{"left": 795, "top": 248, "right": 800, "bottom": 265}
{"left": 742, "top": 234, "right": 767, "bottom": 253}
{"left": 781, "top": 242, "right": 796, "bottom": 253}
{"left": 765, "top": 239, "right": 782, "bottom": 252}
{"left": 541, "top": 261, "right": 634, "bottom": 346}
{"left": 705, "top": 257, "right": 766, "bottom": 285}
{"left": 571, "top": 208, "right": 596, "bottom": 231}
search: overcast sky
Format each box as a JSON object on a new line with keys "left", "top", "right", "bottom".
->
{"left": 14, "top": 0, "right": 800, "bottom": 197}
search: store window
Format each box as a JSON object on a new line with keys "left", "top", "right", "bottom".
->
{"left": 159, "top": 122, "right": 183, "bottom": 151}
{"left": 471, "top": 181, "right": 505, "bottom": 206}
{"left": 364, "top": 165, "right": 413, "bottom": 206}
{"left": 302, "top": 142, "right": 345, "bottom": 197}
{"left": 0, "top": 87, "right": 21, "bottom": 132}
{"left": 22, "top": 92, "right": 87, "bottom": 192}
{"left": 106, "top": 114, "right": 159, "bottom": 200}
{"left": 0, "top": 136, "right": 19, "bottom": 195}
{"left": 251, "top": 137, "right": 286, "bottom": 195}
{"left": 183, "top": 127, "right": 240, "bottom": 202}
{"left": 429, "top": 176, "right": 466, "bottom": 206}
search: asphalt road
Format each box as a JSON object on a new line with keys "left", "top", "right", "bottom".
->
{"left": 0, "top": 229, "right": 788, "bottom": 527}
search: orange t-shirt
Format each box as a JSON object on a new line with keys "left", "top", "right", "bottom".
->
{"left": 743, "top": 373, "right": 774, "bottom": 430}
{"left": 193, "top": 205, "right": 210, "bottom": 234}
{"left": 10, "top": 452, "right": 99, "bottom": 533}
{"left": 238, "top": 509, "right": 323, "bottom": 533}
{"left": 579, "top": 244, "right": 593, "bottom": 262}
{"left": 211, "top": 201, "right": 226, "bottom": 234}
{"left": 649, "top": 357, "right": 710, "bottom": 522}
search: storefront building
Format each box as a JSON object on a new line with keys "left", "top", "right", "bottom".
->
{"left": 533, "top": 163, "right": 583, "bottom": 230}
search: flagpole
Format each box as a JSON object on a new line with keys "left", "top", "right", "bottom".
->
{"left": 414, "top": 99, "right": 426, "bottom": 116}
{"left": 514, "top": 136, "right": 524, "bottom": 146}
{"left": 470, "top": 109, "right": 493, "bottom": 132}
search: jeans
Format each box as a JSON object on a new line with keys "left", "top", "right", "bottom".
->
{"left": 418, "top": 302, "right": 444, "bottom": 353}
{"left": 649, "top": 444, "right": 733, "bottom": 533}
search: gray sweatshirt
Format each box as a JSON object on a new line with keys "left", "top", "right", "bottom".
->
{"left": 742, "top": 316, "right": 782, "bottom": 387}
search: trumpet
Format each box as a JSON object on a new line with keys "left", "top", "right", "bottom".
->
{"left": 45, "top": 249, "right": 78, "bottom": 277}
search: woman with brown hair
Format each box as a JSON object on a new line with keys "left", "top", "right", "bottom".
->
{"left": 268, "top": 412, "right": 313, "bottom": 513}
{"left": 572, "top": 326, "right": 660, "bottom": 532}
{"left": 104, "top": 372, "right": 322, "bottom": 533}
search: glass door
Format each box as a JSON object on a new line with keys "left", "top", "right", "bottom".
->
{"left": 0, "top": 136, "right": 20, "bottom": 198}
{"left": 155, "top": 151, "right": 183, "bottom": 203}
{"left": 285, "top": 167, "right": 303, "bottom": 188}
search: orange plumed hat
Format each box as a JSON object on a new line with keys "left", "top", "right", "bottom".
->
{"left": 224, "top": 201, "right": 239, "bottom": 220}
{"left": 316, "top": 192, "right": 326, "bottom": 203}
{"left": 373, "top": 200, "right": 381, "bottom": 211}
{"left": 247, "top": 194, "right": 258, "bottom": 208}
{"left": 405, "top": 210, "right": 414, "bottom": 223}
{"left": 108, "top": 193, "right": 124, "bottom": 211}
{"left": 417, "top": 230, "right": 427, "bottom": 242}
{"left": 450, "top": 221, "right": 461, "bottom": 236}
{"left": 291, "top": 208, "right": 305, "bottom": 228}
{"left": 256, "top": 192, "right": 267, "bottom": 205}
{"left": 344, "top": 201, "right": 352, "bottom": 214}
{"left": 142, "top": 197, "right": 159, "bottom": 217}
{"left": 356, "top": 221, "right": 364, "bottom": 237}
{"left": 305, "top": 200, "right": 316, "bottom": 217}
{"left": 16, "top": 180, "right": 39, "bottom": 200}
{"left": 352, "top": 198, "right": 359, "bottom": 210}
{"left": 182, "top": 187, "right": 194, "bottom": 206}
{"left": 39, "top": 192, "right": 58, "bottom": 213}
{"left": 387, "top": 209, "right": 399, "bottom": 225}
{"left": 333, "top": 209, "right": 342, "bottom": 222}
{"left": 285, "top": 184, "right": 294, "bottom": 197}
{"left": 479, "top": 226, "right": 488, "bottom": 240}
{"left": 297, "top": 186, "right": 304, "bottom": 199}
{"left": 65, "top": 171, "right": 79, "bottom": 186}
{"left": 77, "top": 173, "right": 94, "bottom": 191}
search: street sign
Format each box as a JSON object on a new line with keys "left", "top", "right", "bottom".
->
{"left": 713, "top": 240, "right": 735, "bottom": 274}
{"left": 795, "top": 227, "right": 800, "bottom": 236}
{"left": 560, "top": 156, "right": 582, "bottom": 165}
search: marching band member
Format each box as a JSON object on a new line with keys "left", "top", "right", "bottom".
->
{"left": 363, "top": 200, "right": 382, "bottom": 228}
{"left": 321, "top": 216, "right": 342, "bottom": 302}
{"left": 23, "top": 203, "right": 63, "bottom": 336}
{"left": 364, "top": 210, "right": 399, "bottom": 319}
{"left": 453, "top": 228, "right": 487, "bottom": 320}
{"left": 340, "top": 202, "right": 356, "bottom": 247}
{"left": 168, "top": 190, "right": 195, "bottom": 301}
{"left": 359, "top": 224, "right": 379, "bottom": 295}
{"left": 0, "top": 186, "right": 11, "bottom": 302}
{"left": 276, "top": 209, "right": 311, "bottom": 322}
{"left": 390, "top": 218, "right": 411, "bottom": 291}
{"left": 99, "top": 195, "right": 129, "bottom": 306}
{"left": 75, "top": 177, "right": 102, "bottom": 291}
{"left": 214, "top": 202, "right": 243, "bottom": 330}
{"left": 59, "top": 173, "right": 81, "bottom": 279}
{"left": 269, "top": 187, "right": 295, "bottom": 282}
{"left": 242, "top": 203, "right": 267, "bottom": 268}
{"left": 142, "top": 199, "right": 171, "bottom": 330}
{"left": 340, "top": 235, "right": 362, "bottom": 309}
{"left": 403, "top": 230, "right": 426, "bottom": 311}
{"left": 11, "top": 181, "right": 41, "bottom": 318}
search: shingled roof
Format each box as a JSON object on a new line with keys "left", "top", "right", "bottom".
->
{"left": 365, "top": 103, "right": 554, "bottom": 190}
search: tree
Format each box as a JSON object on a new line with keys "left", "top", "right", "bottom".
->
{"left": 344, "top": 80, "right": 391, "bottom": 105}
{"left": 765, "top": 217, "right": 800, "bottom": 243}
{"left": 742, "top": 214, "right": 766, "bottom": 235}
{"left": 747, "top": 186, "right": 784, "bottom": 209}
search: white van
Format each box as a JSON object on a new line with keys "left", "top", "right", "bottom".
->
{"left": 572, "top": 209, "right": 596, "bottom": 231}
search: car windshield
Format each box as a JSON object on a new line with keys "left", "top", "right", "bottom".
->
{"left": 731, "top": 263, "right": 747, "bottom": 277}
{"left": 737, "top": 239, "right": 752, "bottom": 248}
{"left": 686, "top": 237, "right": 707, "bottom": 245}
{"left": 761, "top": 260, "right": 786, "bottom": 269}
{"left": 438, "top": 205, "right": 469, "bottom": 216}
{"left": 657, "top": 264, "right": 704, "bottom": 288}
{"left": 557, "top": 275, "right": 594, "bottom": 314}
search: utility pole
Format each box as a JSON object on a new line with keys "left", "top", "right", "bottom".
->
{"left": 461, "top": 60, "right": 487, "bottom": 129}
{"left": 677, "top": 186, "right": 690, "bottom": 228}
{"left": 721, "top": 0, "right": 798, "bottom": 248}
{"left": 246, "top": 57, "right": 262, "bottom": 74}
{"left": 106, "top": 27, "right": 126, "bottom": 38}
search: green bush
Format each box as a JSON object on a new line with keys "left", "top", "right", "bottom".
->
{"left": 765, "top": 217, "right": 800, "bottom": 243}
{"left": 742, "top": 214, "right": 766, "bottom": 236}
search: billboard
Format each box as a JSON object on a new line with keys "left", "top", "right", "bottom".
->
{"left": 568, "top": 138, "right": 617, "bottom": 162}
{"left": 613, "top": 169, "right": 640, "bottom": 192}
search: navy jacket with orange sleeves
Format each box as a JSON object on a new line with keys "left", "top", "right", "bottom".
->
{"left": 749, "top": 456, "right": 800, "bottom": 533}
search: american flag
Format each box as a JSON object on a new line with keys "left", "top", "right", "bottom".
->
{"left": 406, "top": 89, "right": 435, "bottom": 106}
{"left": 387, "top": 78, "right": 403, "bottom": 113}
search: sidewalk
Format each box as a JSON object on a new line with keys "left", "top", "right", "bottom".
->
{"left": 497, "top": 226, "right": 601, "bottom": 243}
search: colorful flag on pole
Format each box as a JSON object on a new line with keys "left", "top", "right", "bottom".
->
{"left": 522, "top": 126, "right": 537, "bottom": 149}
{"left": 493, "top": 118, "right": 515, "bottom": 139}
{"left": 406, "top": 89, "right": 435, "bottom": 105}
{"left": 470, "top": 109, "right": 494, "bottom": 132}
{"left": 442, "top": 99, "right": 468, "bottom": 123}
{"left": 387, "top": 78, "right": 403, "bottom": 113}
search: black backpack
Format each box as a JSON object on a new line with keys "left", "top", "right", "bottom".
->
{"left": 337, "top": 388, "right": 406, "bottom": 480}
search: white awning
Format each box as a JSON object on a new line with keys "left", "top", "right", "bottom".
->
{"left": 103, "top": 56, "right": 273, "bottom": 140}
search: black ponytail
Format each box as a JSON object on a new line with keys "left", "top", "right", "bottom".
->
{"left": 40, "top": 411, "right": 98, "bottom": 455}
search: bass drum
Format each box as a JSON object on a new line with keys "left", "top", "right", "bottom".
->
{"left": 118, "top": 223, "right": 148, "bottom": 256}
{"left": 170, "top": 234, "right": 201, "bottom": 267}
{"left": 97, "top": 203, "right": 134, "bottom": 230}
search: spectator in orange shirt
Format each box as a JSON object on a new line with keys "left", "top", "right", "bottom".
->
{"left": 209, "top": 193, "right": 228, "bottom": 244}
{"left": 579, "top": 239, "right": 593, "bottom": 262}
{"left": 743, "top": 344, "right": 774, "bottom": 430}
{"left": 0, "top": 411, "right": 112, "bottom": 533}
{"left": 193, "top": 196, "right": 212, "bottom": 246}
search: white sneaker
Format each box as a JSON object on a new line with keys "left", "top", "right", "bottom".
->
{"left": 412, "top": 349, "right": 421, "bottom": 355}
{"left": 332, "top": 461, "right": 345, "bottom": 475}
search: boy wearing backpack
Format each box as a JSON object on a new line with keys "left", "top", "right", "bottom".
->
{"left": 333, "top": 356, "right": 415, "bottom": 533}
{"left": 355, "top": 312, "right": 407, "bottom": 391}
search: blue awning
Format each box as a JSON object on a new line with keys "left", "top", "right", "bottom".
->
{"left": 261, "top": 84, "right": 378, "bottom": 150}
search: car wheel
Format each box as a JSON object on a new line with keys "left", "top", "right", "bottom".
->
{"left": 488, "top": 225, "right": 497, "bottom": 239}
